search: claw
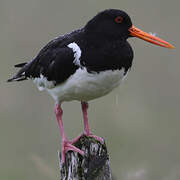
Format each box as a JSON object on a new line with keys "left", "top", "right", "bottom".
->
{"left": 61, "top": 140, "right": 84, "bottom": 163}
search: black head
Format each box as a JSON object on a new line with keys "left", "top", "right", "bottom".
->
{"left": 84, "top": 9, "right": 174, "bottom": 48}
{"left": 85, "top": 9, "right": 133, "bottom": 40}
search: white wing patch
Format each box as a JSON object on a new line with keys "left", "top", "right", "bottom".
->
{"left": 67, "top": 42, "right": 82, "bottom": 67}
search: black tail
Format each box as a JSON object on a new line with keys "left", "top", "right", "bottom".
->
{"left": 7, "top": 76, "right": 27, "bottom": 82}
{"left": 14, "top": 62, "right": 27, "bottom": 68}
{"left": 7, "top": 62, "right": 27, "bottom": 82}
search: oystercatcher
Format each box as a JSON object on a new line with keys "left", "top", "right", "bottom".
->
{"left": 8, "top": 9, "right": 174, "bottom": 163}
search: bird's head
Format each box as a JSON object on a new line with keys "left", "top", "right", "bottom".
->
{"left": 85, "top": 9, "right": 174, "bottom": 49}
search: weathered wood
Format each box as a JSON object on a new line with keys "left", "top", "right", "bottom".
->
{"left": 58, "top": 135, "right": 112, "bottom": 180}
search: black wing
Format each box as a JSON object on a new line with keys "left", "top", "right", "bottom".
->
{"left": 7, "top": 47, "right": 78, "bottom": 85}
{"left": 7, "top": 29, "right": 82, "bottom": 84}
{"left": 8, "top": 47, "right": 78, "bottom": 84}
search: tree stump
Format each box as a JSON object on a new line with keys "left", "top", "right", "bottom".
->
{"left": 58, "top": 135, "right": 112, "bottom": 180}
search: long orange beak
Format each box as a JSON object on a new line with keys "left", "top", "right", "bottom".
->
{"left": 129, "top": 25, "right": 174, "bottom": 49}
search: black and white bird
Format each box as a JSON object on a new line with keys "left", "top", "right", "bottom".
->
{"left": 8, "top": 9, "right": 174, "bottom": 163}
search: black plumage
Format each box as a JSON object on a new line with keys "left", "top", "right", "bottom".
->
{"left": 8, "top": 9, "right": 133, "bottom": 85}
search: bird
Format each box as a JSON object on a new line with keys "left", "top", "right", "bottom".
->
{"left": 7, "top": 9, "right": 174, "bottom": 163}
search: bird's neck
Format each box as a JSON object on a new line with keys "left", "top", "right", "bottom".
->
{"left": 84, "top": 32, "right": 127, "bottom": 47}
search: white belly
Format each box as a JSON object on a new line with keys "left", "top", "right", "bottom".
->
{"left": 44, "top": 67, "right": 128, "bottom": 103}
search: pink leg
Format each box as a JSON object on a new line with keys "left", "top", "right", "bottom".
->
{"left": 71, "top": 102, "right": 104, "bottom": 144}
{"left": 81, "top": 102, "right": 90, "bottom": 135}
{"left": 55, "top": 104, "right": 84, "bottom": 163}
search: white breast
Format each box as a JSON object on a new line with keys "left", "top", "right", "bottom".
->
{"left": 46, "top": 67, "right": 128, "bottom": 103}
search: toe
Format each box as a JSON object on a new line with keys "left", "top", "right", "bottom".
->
{"left": 88, "top": 134, "right": 104, "bottom": 144}
{"left": 70, "top": 133, "right": 84, "bottom": 144}
{"left": 61, "top": 141, "right": 84, "bottom": 163}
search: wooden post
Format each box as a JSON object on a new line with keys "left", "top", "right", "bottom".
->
{"left": 58, "top": 135, "right": 112, "bottom": 180}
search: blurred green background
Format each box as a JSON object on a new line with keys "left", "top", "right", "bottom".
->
{"left": 1, "top": 0, "right": 180, "bottom": 179}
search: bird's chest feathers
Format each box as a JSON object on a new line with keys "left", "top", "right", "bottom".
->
{"left": 72, "top": 68, "right": 126, "bottom": 92}
{"left": 48, "top": 67, "right": 127, "bottom": 102}
{"left": 80, "top": 41, "right": 132, "bottom": 73}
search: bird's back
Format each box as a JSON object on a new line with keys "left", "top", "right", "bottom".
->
{"left": 7, "top": 29, "right": 83, "bottom": 83}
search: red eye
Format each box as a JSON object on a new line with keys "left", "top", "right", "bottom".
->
{"left": 115, "top": 16, "right": 123, "bottom": 23}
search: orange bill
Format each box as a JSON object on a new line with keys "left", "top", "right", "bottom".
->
{"left": 129, "top": 25, "right": 174, "bottom": 49}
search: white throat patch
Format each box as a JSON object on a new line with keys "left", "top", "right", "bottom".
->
{"left": 67, "top": 42, "right": 82, "bottom": 67}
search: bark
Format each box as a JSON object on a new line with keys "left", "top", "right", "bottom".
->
{"left": 58, "top": 135, "right": 112, "bottom": 180}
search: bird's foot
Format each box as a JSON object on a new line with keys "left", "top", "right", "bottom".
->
{"left": 71, "top": 132, "right": 104, "bottom": 144}
{"left": 61, "top": 139, "right": 84, "bottom": 163}
{"left": 70, "top": 134, "right": 84, "bottom": 144}
{"left": 87, "top": 133, "right": 104, "bottom": 143}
